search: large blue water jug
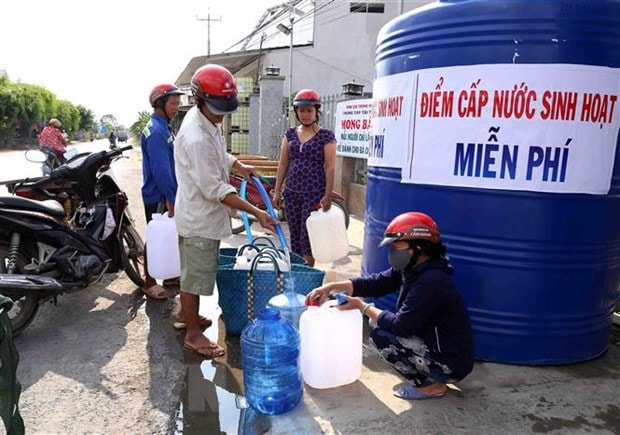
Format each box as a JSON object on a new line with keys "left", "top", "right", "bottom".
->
{"left": 240, "top": 308, "right": 303, "bottom": 415}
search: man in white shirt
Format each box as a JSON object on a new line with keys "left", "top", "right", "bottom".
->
{"left": 174, "top": 64, "right": 275, "bottom": 358}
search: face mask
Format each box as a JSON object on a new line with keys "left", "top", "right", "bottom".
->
{"left": 389, "top": 248, "right": 414, "bottom": 271}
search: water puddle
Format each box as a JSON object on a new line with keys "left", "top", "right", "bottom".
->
{"left": 173, "top": 295, "right": 271, "bottom": 434}
{"left": 174, "top": 359, "right": 271, "bottom": 434}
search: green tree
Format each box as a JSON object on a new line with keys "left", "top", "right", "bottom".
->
{"left": 129, "top": 111, "right": 150, "bottom": 143}
{"left": 77, "top": 105, "right": 95, "bottom": 132}
{"left": 0, "top": 74, "right": 96, "bottom": 147}
{"left": 56, "top": 100, "right": 79, "bottom": 139}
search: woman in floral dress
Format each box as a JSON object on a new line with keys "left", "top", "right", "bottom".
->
{"left": 273, "top": 89, "right": 337, "bottom": 267}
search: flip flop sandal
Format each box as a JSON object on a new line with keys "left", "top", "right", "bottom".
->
{"left": 393, "top": 384, "right": 446, "bottom": 400}
{"left": 163, "top": 277, "right": 181, "bottom": 287}
{"left": 183, "top": 341, "right": 226, "bottom": 358}
{"left": 173, "top": 316, "right": 213, "bottom": 330}
{"left": 142, "top": 284, "right": 169, "bottom": 300}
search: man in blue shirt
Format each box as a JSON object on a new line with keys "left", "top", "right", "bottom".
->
{"left": 140, "top": 84, "right": 184, "bottom": 300}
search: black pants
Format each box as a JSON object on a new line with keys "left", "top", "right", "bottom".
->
{"left": 144, "top": 202, "right": 165, "bottom": 224}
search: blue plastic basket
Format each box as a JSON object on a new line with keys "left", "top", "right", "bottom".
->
{"left": 217, "top": 252, "right": 324, "bottom": 334}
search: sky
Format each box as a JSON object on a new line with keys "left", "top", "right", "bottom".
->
{"left": 0, "top": 0, "right": 281, "bottom": 127}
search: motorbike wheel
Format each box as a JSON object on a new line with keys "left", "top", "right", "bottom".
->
{"left": 120, "top": 225, "right": 146, "bottom": 287}
{"left": 231, "top": 213, "right": 251, "bottom": 235}
{"left": 0, "top": 243, "right": 39, "bottom": 336}
{"left": 332, "top": 198, "right": 350, "bottom": 229}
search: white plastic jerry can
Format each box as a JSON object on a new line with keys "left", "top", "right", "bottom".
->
{"left": 305, "top": 206, "right": 349, "bottom": 263}
{"left": 145, "top": 212, "right": 180, "bottom": 279}
{"left": 299, "top": 299, "right": 363, "bottom": 389}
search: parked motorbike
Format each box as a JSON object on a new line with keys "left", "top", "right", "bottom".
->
{"left": 0, "top": 145, "right": 145, "bottom": 336}
{"left": 7, "top": 145, "right": 121, "bottom": 222}
{"left": 228, "top": 174, "right": 350, "bottom": 235}
{"left": 33, "top": 147, "right": 81, "bottom": 175}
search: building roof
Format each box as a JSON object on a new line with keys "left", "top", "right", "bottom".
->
{"left": 175, "top": 49, "right": 265, "bottom": 87}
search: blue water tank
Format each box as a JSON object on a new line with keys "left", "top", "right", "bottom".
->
{"left": 241, "top": 308, "right": 303, "bottom": 414}
{"left": 367, "top": 0, "right": 620, "bottom": 364}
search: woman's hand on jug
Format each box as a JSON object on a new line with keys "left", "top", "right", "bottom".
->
{"left": 306, "top": 280, "right": 354, "bottom": 306}
{"left": 319, "top": 195, "right": 332, "bottom": 211}
{"left": 333, "top": 293, "right": 364, "bottom": 311}
{"left": 306, "top": 284, "right": 331, "bottom": 306}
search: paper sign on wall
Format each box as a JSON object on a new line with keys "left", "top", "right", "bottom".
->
{"left": 334, "top": 99, "right": 373, "bottom": 158}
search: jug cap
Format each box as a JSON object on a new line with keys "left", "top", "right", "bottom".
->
{"left": 306, "top": 297, "right": 321, "bottom": 307}
{"left": 334, "top": 291, "right": 349, "bottom": 305}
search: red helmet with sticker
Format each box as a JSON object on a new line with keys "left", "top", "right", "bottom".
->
{"left": 379, "top": 212, "right": 441, "bottom": 247}
{"left": 190, "top": 64, "right": 238, "bottom": 115}
{"left": 293, "top": 89, "right": 321, "bottom": 107}
{"left": 149, "top": 84, "right": 184, "bottom": 108}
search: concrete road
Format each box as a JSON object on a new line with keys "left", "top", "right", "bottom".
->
{"left": 2, "top": 141, "right": 619, "bottom": 434}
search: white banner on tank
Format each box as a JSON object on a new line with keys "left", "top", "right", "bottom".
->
{"left": 401, "top": 63, "right": 619, "bottom": 195}
{"left": 368, "top": 72, "right": 416, "bottom": 168}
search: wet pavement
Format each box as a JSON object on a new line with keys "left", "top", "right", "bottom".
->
{"left": 175, "top": 216, "right": 620, "bottom": 434}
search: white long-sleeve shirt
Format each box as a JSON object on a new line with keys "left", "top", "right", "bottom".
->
{"left": 174, "top": 106, "right": 237, "bottom": 239}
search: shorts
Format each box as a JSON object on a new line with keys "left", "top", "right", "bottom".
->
{"left": 179, "top": 236, "right": 220, "bottom": 296}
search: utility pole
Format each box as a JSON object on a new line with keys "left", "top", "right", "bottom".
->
{"left": 277, "top": 2, "right": 305, "bottom": 126}
{"left": 196, "top": 8, "right": 221, "bottom": 56}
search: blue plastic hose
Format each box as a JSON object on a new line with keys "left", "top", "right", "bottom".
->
{"left": 239, "top": 179, "right": 254, "bottom": 243}
{"left": 250, "top": 175, "right": 289, "bottom": 251}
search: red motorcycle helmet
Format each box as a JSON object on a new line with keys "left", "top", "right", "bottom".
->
{"left": 379, "top": 212, "right": 441, "bottom": 247}
{"left": 149, "top": 84, "right": 184, "bottom": 108}
{"left": 293, "top": 89, "right": 321, "bottom": 108}
{"left": 191, "top": 64, "right": 238, "bottom": 115}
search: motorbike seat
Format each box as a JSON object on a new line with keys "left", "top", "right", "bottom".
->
{"left": 0, "top": 196, "right": 66, "bottom": 218}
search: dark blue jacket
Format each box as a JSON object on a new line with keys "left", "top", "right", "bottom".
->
{"left": 140, "top": 113, "right": 177, "bottom": 205}
{"left": 351, "top": 258, "right": 474, "bottom": 379}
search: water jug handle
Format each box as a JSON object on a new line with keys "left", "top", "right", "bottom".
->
{"left": 251, "top": 236, "right": 277, "bottom": 249}
{"left": 249, "top": 251, "right": 282, "bottom": 273}
{"left": 322, "top": 299, "right": 339, "bottom": 310}
{"left": 238, "top": 244, "right": 260, "bottom": 258}
{"left": 258, "top": 246, "right": 285, "bottom": 259}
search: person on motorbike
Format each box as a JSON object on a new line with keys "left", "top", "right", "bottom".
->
{"left": 38, "top": 118, "right": 68, "bottom": 165}
{"left": 108, "top": 131, "right": 118, "bottom": 149}
{"left": 139, "top": 83, "right": 184, "bottom": 301}
{"left": 272, "top": 89, "right": 337, "bottom": 267}
{"left": 306, "top": 212, "right": 475, "bottom": 400}
{"left": 174, "top": 64, "right": 276, "bottom": 357}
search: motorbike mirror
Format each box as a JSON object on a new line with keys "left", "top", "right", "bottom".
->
{"left": 24, "top": 149, "right": 47, "bottom": 163}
